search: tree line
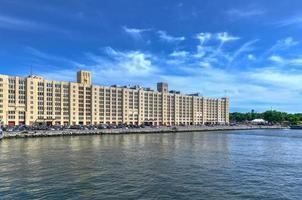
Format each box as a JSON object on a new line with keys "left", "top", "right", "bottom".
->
{"left": 230, "top": 110, "right": 302, "bottom": 125}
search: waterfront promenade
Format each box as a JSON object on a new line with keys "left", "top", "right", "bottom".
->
{"left": 2, "top": 125, "right": 283, "bottom": 139}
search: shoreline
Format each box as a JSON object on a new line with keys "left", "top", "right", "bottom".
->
{"left": 1, "top": 125, "right": 285, "bottom": 139}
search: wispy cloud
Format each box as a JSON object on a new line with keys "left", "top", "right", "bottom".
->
{"left": 122, "top": 26, "right": 150, "bottom": 40}
{"left": 229, "top": 39, "right": 258, "bottom": 63}
{"left": 26, "top": 47, "right": 85, "bottom": 68}
{"left": 267, "top": 37, "right": 299, "bottom": 53}
{"left": 226, "top": 8, "right": 265, "bottom": 19}
{"left": 276, "top": 15, "right": 302, "bottom": 27}
{"left": 157, "top": 30, "right": 185, "bottom": 43}
{"left": 195, "top": 33, "right": 211, "bottom": 45}
{"left": 216, "top": 32, "right": 240, "bottom": 43}
{"left": 248, "top": 67, "right": 302, "bottom": 90}
{"left": 0, "top": 14, "right": 68, "bottom": 34}
{"left": 85, "top": 48, "right": 159, "bottom": 86}
{"left": 268, "top": 55, "right": 302, "bottom": 66}
{"left": 35, "top": 69, "right": 76, "bottom": 82}
{"left": 35, "top": 45, "right": 302, "bottom": 112}
{"left": 269, "top": 55, "right": 284, "bottom": 63}
{"left": 26, "top": 30, "right": 302, "bottom": 112}
{"left": 170, "top": 51, "right": 189, "bottom": 57}
{"left": 194, "top": 34, "right": 212, "bottom": 58}
{"left": 247, "top": 54, "right": 256, "bottom": 60}
{"left": 193, "top": 32, "right": 237, "bottom": 59}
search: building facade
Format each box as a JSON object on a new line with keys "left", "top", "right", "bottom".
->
{"left": 0, "top": 71, "right": 229, "bottom": 126}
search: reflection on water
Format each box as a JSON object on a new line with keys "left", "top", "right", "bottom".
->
{"left": 0, "top": 130, "right": 302, "bottom": 199}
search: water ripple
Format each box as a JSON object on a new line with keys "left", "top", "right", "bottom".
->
{"left": 0, "top": 130, "right": 302, "bottom": 199}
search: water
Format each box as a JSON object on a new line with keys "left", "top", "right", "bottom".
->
{"left": 0, "top": 129, "right": 302, "bottom": 200}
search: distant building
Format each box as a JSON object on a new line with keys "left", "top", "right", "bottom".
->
{"left": 0, "top": 71, "right": 229, "bottom": 126}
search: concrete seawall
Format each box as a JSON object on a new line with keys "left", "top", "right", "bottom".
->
{"left": 1, "top": 125, "right": 284, "bottom": 139}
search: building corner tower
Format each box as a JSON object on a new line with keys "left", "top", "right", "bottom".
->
{"left": 77, "top": 70, "right": 92, "bottom": 85}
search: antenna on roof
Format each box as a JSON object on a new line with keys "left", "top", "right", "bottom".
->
{"left": 30, "top": 66, "right": 33, "bottom": 76}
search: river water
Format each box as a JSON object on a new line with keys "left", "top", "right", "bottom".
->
{"left": 0, "top": 129, "right": 302, "bottom": 200}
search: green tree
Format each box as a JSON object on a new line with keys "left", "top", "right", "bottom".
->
{"left": 263, "top": 110, "right": 285, "bottom": 123}
{"left": 288, "top": 114, "right": 300, "bottom": 125}
{"left": 231, "top": 110, "right": 302, "bottom": 124}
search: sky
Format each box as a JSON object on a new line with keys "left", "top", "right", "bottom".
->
{"left": 0, "top": 0, "right": 302, "bottom": 113}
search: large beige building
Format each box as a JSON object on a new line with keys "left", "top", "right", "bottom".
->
{"left": 0, "top": 71, "right": 229, "bottom": 126}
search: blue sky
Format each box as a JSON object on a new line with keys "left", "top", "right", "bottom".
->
{"left": 1, "top": 0, "right": 302, "bottom": 112}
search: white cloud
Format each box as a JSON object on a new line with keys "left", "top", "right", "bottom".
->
{"left": 123, "top": 52, "right": 153, "bottom": 75}
{"left": 157, "top": 30, "right": 185, "bottom": 43}
{"left": 289, "top": 58, "right": 302, "bottom": 65}
{"left": 123, "top": 26, "right": 150, "bottom": 40}
{"left": 193, "top": 32, "right": 240, "bottom": 59}
{"left": 248, "top": 54, "right": 255, "bottom": 60}
{"left": 269, "top": 55, "right": 284, "bottom": 63}
{"left": 267, "top": 37, "right": 299, "bottom": 53}
{"left": 247, "top": 68, "right": 302, "bottom": 90}
{"left": 194, "top": 45, "right": 212, "bottom": 58}
{"left": 170, "top": 51, "right": 189, "bottom": 57}
{"left": 35, "top": 46, "right": 302, "bottom": 112}
{"left": 35, "top": 69, "right": 76, "bottom": 82}
{"left": 160, "top": 66, "right": 286, "bottom": 108}
{"left": 0, "top": 14, "right": 68, "bottom": 34}
{"left": 87, "top": 48, "right": 158, "bottom": 79}
{"left": 195, "top": 32, "right": 211, "bottom": 45}
{"left": 229, "top": 39, "right": 258, "bottom": 63}
{"left": 28, "top": 29, "right": 302, "bottom": 112}
{"left": 276, "top": 15, "right": 302, "bottom": 27}
{"left": 282, "top": 37, "right": 299, "bottom": 46}
{"left": 226, "top": 8, "right": 265, "bottom": 18}
{"left": 167, "top": 51, "right": 190, "bottom": 66}
{"left": 199, "top": 62, "right": 212, "bottom": 68}
{"left": 162, "top": 64, "right": 302, "bottom": 111}
{"left": 269, "top": 55, "right": 302, "bottom": 66}
{"left": 27, "top": 46, "right": 159, "bottom": 87}
{"left": 216, "top": 32, "right": 240, "bottom": 43}
{"left": 196, "top": 32, "right": 239, "bottom": 45}
{"left": 26, "top": 47, "right": 85, "bottom": 67}
{"left": 103, "top": 46, "right": 119, "bottom": 56}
